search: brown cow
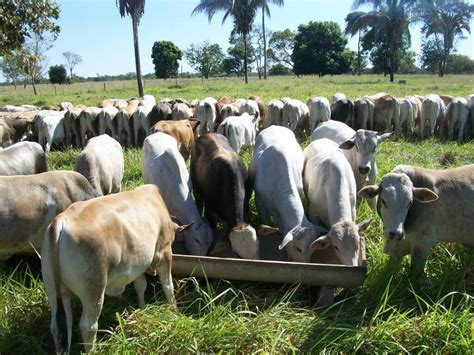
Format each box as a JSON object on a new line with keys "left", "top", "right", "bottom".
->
{"left": 64, "top": 105, "right": 86, "bottom": 148}
{"left": 151, "top": 119, "right": 200, "bottom": 161}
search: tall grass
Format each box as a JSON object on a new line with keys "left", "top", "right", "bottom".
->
{"left": 0, "top": 76, "right": 473, "bottom": 353}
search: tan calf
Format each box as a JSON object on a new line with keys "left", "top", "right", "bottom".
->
{"left": 151, "top": 119, "right": 200, "bottom": 161}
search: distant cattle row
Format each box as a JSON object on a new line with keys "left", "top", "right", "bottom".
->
{"left": 1, "top": 92, "right": 472, "bottom": 154}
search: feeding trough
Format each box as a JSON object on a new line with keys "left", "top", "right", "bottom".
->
{"left": 171, "top": 231, "right": 367, "bottom": 288}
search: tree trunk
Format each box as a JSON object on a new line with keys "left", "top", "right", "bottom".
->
{"left": 70, "top": 68, "right": 73, "bottom": 79}
{"left": 132, "top": 16, "right": 145, "bottom": 97}
{"left": 357, "top": 31, "right": 361, "bottom": 76}
{"left": 243, "top": 32, "right": 248, "bottom": 84}
{"left": 31, "top": 76, "right": 37, "bottom": 95}
{"left": 262, "top": 9, "right": 267, "bottom": 80}
{"left": 389, "top": 52, "right": 395, "bottom": 83}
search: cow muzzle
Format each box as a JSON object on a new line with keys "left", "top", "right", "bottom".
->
{"left": 388, "top": 230, "right": 405, "bottom": 241}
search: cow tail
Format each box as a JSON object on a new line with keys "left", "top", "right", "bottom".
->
{"left": 49, "top": 218, "right": 69, "bottom": 352}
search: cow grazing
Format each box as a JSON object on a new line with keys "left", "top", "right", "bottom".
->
{"left": 216, "top": 96, "right": 233, "bottom": 122}
{"left": 467, "top": 94, "right": 474, "bottom": 139}
{"left": 132, "top": 104, "right": 153, "bottom": 146}
{"left": 219, "top": 103, "right": 240, "bottom": 121}
{"left": 303, "top": 139, "right": 371, "bottom": 266}
{"left": 197, "top": 97, "right": 218, "bottom": 135}
{"left": 249, "top": 126, "right": 327, "bottom": 262}
{"left": 140, "top": 94, "right": 156, "bottom": 107}
{"left": 64, "top": 105, "right": 85, "bottom": 148}
{"left": 151, "top": 119, "right": 200, "bottom": 161}
{"left": 439, "top": 97, "right": 469, "bottom": 144}
{"left": 311, "top": 120, "right": 391, "bottom": 208}
{"left": 371, "top": 94, "right": 398, "bottom": 133}
{"left": 248, "top": 95, "right": 266, "bottom": 123}
{"left": 79, "top": 107, "right": 102, "bottom": 148}
{"left": 42, "top": 185, "right": 188, "bottom": 353}
{"left": 98, "top": 105, "right": 119, "bottom": 139}
{"left": 265, "top": 99, "right": 284, "bottom": 128}
{"left": 172, "top": 102, "right": 193, "bottom": 121}
{"left": 405, "top": 96, "right": 422, "bottom": 132}
{"left": 332, "top": 93, "right": 346, "bottom": 104}
{"left": 117, "top": 100, "right": 140, "bottom": 146}
{"left": 331, "top": 97, "right": 354, "bottom": 128}
{"left": 36, "top": 110, "right": 67, "bottom": 153}
{"left": 0, "top": 113, "right": 37, "bottom": 147}
{"left": 0, "top": 141, "right": 47, "bottom": 176}
{"left": 238, "top": 99, "right": 260, "bottom": 119}
{"left": 217, "top": 113, "right": 259, "bottom": 154}
{"left": 149, "top": 102, "right": 173, "bottom": 125}
{"left": 359, "top": 164, "right": 474, "bottom": 272}
{"left": 0, "top": 171, "right": 97, "bottom": 260}
{"left": 75, "top": 135, "right": 124, "bottom": 196}
{"left": 282, "top": 99, "right": 310, "bottom": 135}
{"left": 395, "top": 98, "right": 414, "bottom": 137}
{"left": 307, "top": 97, "right": 331, "bottom": 132}
{"left": 142, "top": 133, "right": 213, "bottom": 255}
{"left": 190, "top": 133, "right": 258, "bottom": 259}
{"left": 420, "top": 94, "right": 445, "bottom": 139}
{"left": 354, "top": 98, "right": 375, "bottom": 130}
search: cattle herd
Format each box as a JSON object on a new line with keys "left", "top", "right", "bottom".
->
{"left": 0, "top": 91, "right": 473, "bottom": 353}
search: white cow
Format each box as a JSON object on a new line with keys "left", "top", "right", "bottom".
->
{"left": 217, "top": 113, "right": 259, "bottom": 153}
{"left": 35, "top": 110, "right": 66, "bottom": 153}
{"left": 172, "top": 102, "right": 193, "bottom": 121}
{"left": 0, "top": 141, "right": 47, "bottom": 175}
{"left": 249, "top": 126, "right": 327, "bottom": 262}
{"left": 197, "top": 97, "right": 218, "bottom": 135}
{"left": 303, "top": 139, "right": 371, "bottom": 266}
{"left": 311, "top": 120, "right": 391, "bottom": 208}
{"left": 75, "top": 135, "right": 124, "bottom": 196}
{"left": 307, "top": 97, "right": 331, "bottom": 132}
{"left": 0, "top": 171, "right": 97, "bottom": 260}
{"left": 140, "top": 94, "right": 156, "bottom": 107}
{"left": 405, "top": 96, "right": 422, "bottom": 132}
{"left": 142, "top": 133, "right": 213, "bottom": 256}
{"left": 359, "top": 164, "right": 474, "bottom": 272}
{"left": 133, "top": 104, "right": 153, "bottom": 146}
{"left": 238, "top": 99, "right": 260, "bottom": 118}
{"left": 440, "top": 97, "right": 469, "bottom": 144}
{"left": 265, "top": 99, "right": 284, "bottom": 128}
{"left": 282, "top": 99, "right": 310, "bottom": 133}
{"left": 354, "top": 98, "right": 375, "bottom": 130}
{"left": 420, "top": 94, "right": 445, "bottom": 139}
{"left": 98, "top": 105, "right": 119, "bottom": 139}
{"left": 332, "top": 93, "right": 346, "bottom": 104}
{"left": 42, "top": 185, "right": 188, "bottom": 353}
{"left": 467, "top": 94, "right": 474, "bottom": 139}
{"left": 395, "top": 98, "right": 414, "bottom": 137}
{"left": 79, "top": 106, "right": 102, "bottom": 147}
{"left": 219, "top": 103, "right": 239, "bottom": 121}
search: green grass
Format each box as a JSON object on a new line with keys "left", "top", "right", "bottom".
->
{"left": 0, "top": 76, "right": 473, "bottom": 353}
{"left": 1, "top": 74, "right": 473, "bottom": 107}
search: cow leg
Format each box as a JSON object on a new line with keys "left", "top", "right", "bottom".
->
{"left": 157, "top": 249, "right": 176, "bottom": 309}
{"left": 255, "top": 196, "right": 270, "bottom": 225}
{"left": 133, "top": 274, "right": 147, "bottom": 308}
{"left": 79, "top": 292, "right": 104, "bottom": 353}
{"left": 410, "top": 242, "right": 431, "bottom": 275}
{"left": 204, "top": 206, "right": 218, "bottom": 229}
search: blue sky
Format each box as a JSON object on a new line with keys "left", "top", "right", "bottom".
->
{"left": 43, "top": 0, "right": 474, "bottom": 77}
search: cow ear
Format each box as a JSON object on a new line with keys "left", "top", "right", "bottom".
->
{"left": 377, "top": 132, "right": 392, "bottom": 143}
{"left": 358, "top": 185, "right": 381, "bottom": 199}
{"left": 279, "top": 232, "right": 294, "bottom": 250}
{"left": 412, "top": 187, "right": 438, "bottom": 203}
{"left": 174, "top": 221, "right": 194, "bottom": 233}
{"left": 310, "top": 235, "right": 331, "bottom": 250}
{"left": 258, "top": 224, "right": 279, "bottom": 235}
{"left": 357, "top": 218, "right": 372, "bottom": 233}
{"left": 339, "top": 139, "right": 355, "bottom": 150}
{"left": 170, "top": 215, "right": 183, "bottom": 225}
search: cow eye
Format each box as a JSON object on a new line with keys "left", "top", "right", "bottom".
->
{"left": 381, "top": 199, "right": 387, "bottom": 207}
{"left": 296, "top": 247, "right": 303, "bottom": 253}
{"left": 372, "top": 147, "right": 376, "bottom": 153}
{"left": 334, "top": 245, "right": 339, "bottom": 251}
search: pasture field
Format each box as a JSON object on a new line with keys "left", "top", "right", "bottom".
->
{"left": 0, "top": 74, "right": 473, "bottom": 107}
{"left": 0, "top": 76, "right": 473, "bottom": 353}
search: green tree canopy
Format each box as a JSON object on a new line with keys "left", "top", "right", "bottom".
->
{"left": 292, "top": 21, "right": 353, "bottom": 76}
{"left": 268, "top": 63, "right": 292, "bottom": 75}
{"left": 48, "top": 64, "right": 67, "bottom": 84}
{"left": 445, "top": 54, "right": 474, "bottom": 74}
{"left": 420, "top": 37, "right": 444, "bottom": 74}
{"left": 185, "top": 42, "right": 224, "bottom": 79}
{"left": 151, "top": 41, "right": 182, "bottom": 79}
{"left": 0, "top": 0, "right": 60, "bottom": 55}
{"left": 268, "top": 28, "right": 295, "bottom": 68}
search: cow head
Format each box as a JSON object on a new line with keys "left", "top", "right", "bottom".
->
{"left": 229, "top": 224, "right": 259, "bottom": 260}
{"left": 339, "top": 130, "right": 391, "bottom": 176}
{"left": 358, "top": 173, "right": 438, "bottom": 240}
{"left": 278, "top": 225, "right": 328, "bottom": 263}
{"left": 310, "top": 220, "right": 371, "bottom": 266}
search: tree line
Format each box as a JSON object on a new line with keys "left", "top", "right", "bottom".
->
{"left": 0, "top": 0, "right": 473, "bottom": 96}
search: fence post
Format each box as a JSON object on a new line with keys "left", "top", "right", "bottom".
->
{"left": 103, "top": 82, "right": 106, "bottom": 91}
{"left": 54, "top": 85, "right": 57, "bottom": 96}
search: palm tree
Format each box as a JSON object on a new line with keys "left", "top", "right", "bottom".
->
{"left": 421, "top": 0, "right": 474, "bottom": 77}
{"left": 345, "top": 0, "right": 414, "bottom": 82}
{"left": 193, "top": 0, "right": 258, "bottom": 84}
{"left": 116, "top": 0, "right": 145, "bottom": 97}
{"left": 255, "top": 0, "right": 284, "bottom": 79}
